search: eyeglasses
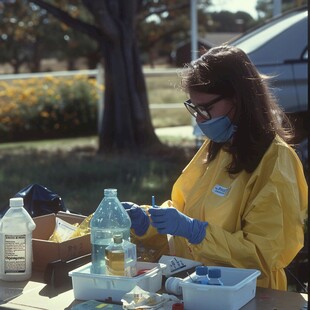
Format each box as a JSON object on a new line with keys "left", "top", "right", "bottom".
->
{"left": 184, "top": 95, "right": 225, "bottom": 120}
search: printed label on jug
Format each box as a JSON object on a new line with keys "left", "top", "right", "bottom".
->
{"left": 4, "top": 235, "right": 26, "bottom": 273}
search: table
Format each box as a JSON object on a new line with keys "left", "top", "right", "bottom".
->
{"left": 0, "top": 271, "right": 308, "bottom": 310}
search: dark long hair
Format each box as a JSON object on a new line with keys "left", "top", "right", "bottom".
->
{"left": 180, "top": 45, "right": 294, "bottom": 174}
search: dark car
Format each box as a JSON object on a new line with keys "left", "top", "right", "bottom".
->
{"left": 230, "top": 6, "right": 308, "bottom": 173}
{"left": 230, "top": 6, "right": 307, "bottom": 114}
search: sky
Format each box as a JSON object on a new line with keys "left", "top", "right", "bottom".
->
{"left": 208, "top": 0, "right": 258, "bottom": 19}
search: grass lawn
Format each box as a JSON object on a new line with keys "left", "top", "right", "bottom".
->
{"left": 0, "top": 131, "right": 197, "bottom": 215}
{"left": 0, "top": 72, "right": 196, "bottom": 214}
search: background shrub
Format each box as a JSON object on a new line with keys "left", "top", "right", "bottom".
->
{"left": 0, "top": 76, "right": 101, "bottom": 142}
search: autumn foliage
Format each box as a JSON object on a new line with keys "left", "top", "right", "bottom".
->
{"left": 0, "top": 75, "right": 102, "bottom": 142}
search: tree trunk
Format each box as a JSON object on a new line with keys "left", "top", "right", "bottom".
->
{"left": 92, "top": 1, "right": 162, "bottom": 154}
{"left": 67, "top": 58, "right": 76, "bottom": 71}
{"left": 28, "top": 0, "right": 162, "bottom": 154}
{"left": 29, "top": 41, "right": 42, "bottom": 72}
{"left": 98, "top": 38, "right": 161, "bottom": 153}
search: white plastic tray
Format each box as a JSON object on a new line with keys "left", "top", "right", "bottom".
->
{"left": 179, "top": 266, "right": 261, "bottom": 310}
{"left": 69, "top": 261, "right": 166, "bottom": 302}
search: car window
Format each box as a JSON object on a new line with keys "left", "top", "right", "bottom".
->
{"left": 231, "top": 11, "right": 307, "bottom": 54}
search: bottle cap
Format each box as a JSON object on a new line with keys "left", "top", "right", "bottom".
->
{"left": 195, "top": 265, "right": 208, "bottom": 276}
{"left": 113, "top": 234, "right": 123, "bottom": 243}
{"left": 104, "top": 188, "right": 117, "bottom": 196}
{"left": 172, "top": 303, "right": 184, "bottom": 310}
{"left": 9, "top": 197, "right": 24, "bottom": 207}
{"left": 208, "top": 268, "right": 221, "bottom": 278}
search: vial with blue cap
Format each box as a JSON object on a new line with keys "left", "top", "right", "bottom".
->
{"left": 207, "top": 268, "right": 224, "bottom": 286}
{"left": 194, "top": 265, "right": 210, "bottom": 284}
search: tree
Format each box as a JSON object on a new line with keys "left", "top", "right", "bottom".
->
{"left": 0, "top": 0, "right": 97, "bottom": 73}
{"left": 27, "top": 0, "right": 167, "bottom": 154}
{"left": 255, "top": 0, "right": 307, "bottom": 19}
{"left": 137, "top": 1, "right": 191, "bottom": 67}
{"left": 0, "top": 1, "right": 51, "bottom": 73}
{"left": 54, "top": 25, "right": 99, "bottom": 70}
{"left": 210, "top": 10, "right": 254, "bottom": 32}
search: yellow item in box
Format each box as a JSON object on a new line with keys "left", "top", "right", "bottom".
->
{"left": 32, "top": 212, "right": 91, "bottom": 271}
{"left": 69, "top": 213, "right": 93, "bottom": 238}
{"left": 48, "top": 213, "right": 93, "bottom": 242}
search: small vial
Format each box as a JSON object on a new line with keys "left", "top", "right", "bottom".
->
{"left": 105, "top": 235, "right": 125, "bottom": 276}
{"left": 207, "top": 268, "right": 223, "bottom": 286}
{"left": 194, "top": 266, "right": 209, "bottom": 284}
{"left": 105, "top": 234, "right": 137, "bottom": 276}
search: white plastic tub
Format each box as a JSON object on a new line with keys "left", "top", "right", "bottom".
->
{"left": 69, "top": 261, "right": 166, "bottom": 302}
{"left": 179, "top": 266, "right": 261, "bottom": 310}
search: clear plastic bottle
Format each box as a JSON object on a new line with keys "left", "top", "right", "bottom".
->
{"left": 105, "top": 234, "right": 137, "bottom": 276}
{"left": 90, "top": 188, "right": 131, "bottom": 274}
{"left": 0, "top": 197, "right": 36, "bottom": 281}
{"left": 207, "top": 268, "right": 224, "bottom": 286}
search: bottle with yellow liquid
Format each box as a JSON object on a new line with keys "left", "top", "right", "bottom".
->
{"left": 105, "top": 234, "right": 137, "bottom": 277}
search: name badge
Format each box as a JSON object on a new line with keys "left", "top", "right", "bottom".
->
{"left": 212, "top": 184, "right": 230, "bottom": 197}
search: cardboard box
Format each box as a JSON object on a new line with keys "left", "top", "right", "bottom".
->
{"left": 32, "top": 212, "right": 91, "bottom": 271}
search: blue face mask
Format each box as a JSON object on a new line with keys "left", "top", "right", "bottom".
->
{"left": 197, "top": 115, "right": 237, "bottom": 143}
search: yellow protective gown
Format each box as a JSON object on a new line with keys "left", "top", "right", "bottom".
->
{"left": 132, "top": 135, "right": 308, "bottom": 290}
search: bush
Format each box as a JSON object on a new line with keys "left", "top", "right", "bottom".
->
{"left": 0, "top": 73, "right": 191, "bottom": 143}
{"left": 0, "top": 75, "right": 101, "bottom": 142}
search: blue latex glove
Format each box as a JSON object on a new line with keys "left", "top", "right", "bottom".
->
{"left": 122, "top": 202, "right": 150, "bottom": 236}
{"left": 148, "top": 207, "right": 208, "bottom": 244}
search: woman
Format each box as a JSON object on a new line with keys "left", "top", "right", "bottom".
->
{"left": 122, "top": 45, "right": 307, "bottom": 290}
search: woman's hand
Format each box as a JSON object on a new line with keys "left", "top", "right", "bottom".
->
{"left": 122, "top": 202, "right": 150, "bottom": 236}
{"left": 148, "top": 206, "right": 208, "bottom": 244}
